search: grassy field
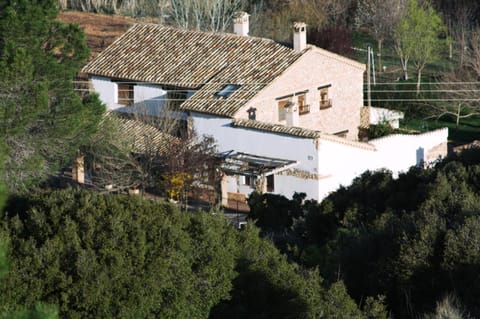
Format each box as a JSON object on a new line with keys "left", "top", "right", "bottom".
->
{"left": 352, "top": 30, "right": 480, "bottom": 146}
{"left": 402, "top": 116, "right": 480, "bottom": 145}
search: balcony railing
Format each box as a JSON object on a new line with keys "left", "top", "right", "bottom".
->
{"left": 320, "top": 99, "right": 332, "bottom": 110}
{"left": 299, "top": 104, "right": 310, "bottom": 115}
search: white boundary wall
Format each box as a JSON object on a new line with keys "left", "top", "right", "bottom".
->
{"left": 315, "top": 128, "right": 448, "bottom": 199}
{"left": 193, "top": 112, "right": 448, "bottom": 201}
{"left": 369, "top": 128, "right": 448, "bottom": 172}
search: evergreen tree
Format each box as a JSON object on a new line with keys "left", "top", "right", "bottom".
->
{"left": 296, "top": 150, "right": 480, "bottom": 318}
{"left": 0, "top": 0, "right": 104, "bottom": 192}
{"left": 0, "top": 189, "right": 383, "bottom": 318}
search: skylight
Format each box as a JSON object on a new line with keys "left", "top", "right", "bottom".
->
{"left": 216, "top": 84, "right": 240, "bottom": 98}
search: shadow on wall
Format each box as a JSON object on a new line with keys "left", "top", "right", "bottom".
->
{"left": 416, "top": 147, "right": 425, "bottom": 166}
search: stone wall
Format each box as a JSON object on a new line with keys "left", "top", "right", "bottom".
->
{"left": 236, "top": 48, "right": 366, "bottom": 140}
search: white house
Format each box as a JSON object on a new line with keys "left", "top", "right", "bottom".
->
{"left": 82, "top": 13, "right": 448, "bottom": 207}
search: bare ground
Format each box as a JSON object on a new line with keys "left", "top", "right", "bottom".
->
{"left": 58, "top": 11, "right": 136, "bottom": 60}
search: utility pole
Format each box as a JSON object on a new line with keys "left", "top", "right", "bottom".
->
{"left": 371, "top": 47, "right": 376, "bottom": 86}
{"left": 367, "top": 45, "right": 371, "bottom": 107}
{"left": 351, "top": 45, "right": 373, "bottom": 107}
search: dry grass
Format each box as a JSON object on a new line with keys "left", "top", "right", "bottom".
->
{"left": 58, "top": 11, "right": 136, "bottom": 59}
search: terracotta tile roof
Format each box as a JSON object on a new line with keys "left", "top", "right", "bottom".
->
{"left": 105, "top": 112, "right": 180, "bottom": 154}
{"left": 232, "top": 119, "right": 377, "bottom": 150}
{"left": 309, "top": 46, "right": 366, "bottom": 70}
{"left": 232, "top": 119, "right": 322, "bottom": 138}
{"left": 82, "top": 23, "right": 302, "bottom": 117}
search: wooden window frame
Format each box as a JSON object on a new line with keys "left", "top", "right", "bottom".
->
{"left": 278, "top": 99, "right": 289, "bottom": 121}
{"left": 243, "top": 175, "right": 256, "bottom": 188}
{"left": 297, "top": 93, "right": 310, "bottom": 115}
{"left": 319, "top": 87, "right": 332, "bottom": 110}
{"left": 117, "top": 83, "right": 134, "bottom": 106}
{"left": 266, "top": 175, "right": 274, "bottom": 192}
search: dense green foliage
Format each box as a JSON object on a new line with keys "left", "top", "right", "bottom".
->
{"left": 367, "top": 122, "right": 398, "bottom": 139}
{"left": 0, "top": 0, "right": 104, "bottom": 193}
{"left": 248, "top": 149, "right": 480, "bottom": 318}
{"left": 0, "top": 190, "right": 236, "bottom": 318}
{"left": 247, "top": 192, "right": 306, "bottom": 231}
{"left": 0, "top": 189, "right": 382, "bottom": 318}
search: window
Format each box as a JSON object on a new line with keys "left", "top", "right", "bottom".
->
{"left": 167, "top": 89, "right": 188, "bottom": 108}
{"left": 117, "top": 83, "right": 134, "bottom": 105}
{"left": 216, "top": 84, "right": 240, "bottom": 98}
{"left": 266, "top": 175, "right": 274, "bottom": 192}
{"left": 297, "top": 93, "right": 309, "bottom": 115}
{"left": 319, "top": 87, "right": 332, "bottom": 109}
{"left": 278, "top": 99, "right": 289, "bottom": 121}
{"left": 243, "top": 175, "right": 256, "bottom": 188}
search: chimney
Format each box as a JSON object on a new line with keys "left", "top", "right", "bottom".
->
{"left": 233, "top": 11, "right": 249, "bottom": 36}
{"left": 293, "top": 22, "right": 307, "bottom": 52}
{"left": 284, "top": 102, "right": 299, "bottom": 127}
{"left": 247, "top": 107, "right": 256, "bottom": 120}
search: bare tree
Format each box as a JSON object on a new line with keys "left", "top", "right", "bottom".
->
{"left": 465, "top": 28, "right": 480, "bottom": 76}
{"left": 449, "top": 3, "right": 477, "bottom": 66}
{"left": 356, "top": 0, "right": 407, "bottom": 72}
{"left": 83, "top": 106, "right": 220, "bottom": 203}
{"left": 323, "top": 0, "right": 354, "bottom": 27}
{"left": 83, "top": 112, "right": 146, "bottom": 191}
{"left": 57, "top": 0, "right": 167, "bottom": 17}
{"left": 426, "top": 31, "right": 480, "bottom": 128}
{"left": 168, "top": 0, "right": 243, "bottom": 32}
{"left": 427, "top": 70, "right": 480, "bottom": 128}
{"left": 246, "top": 0, "right": 331, "bottom": 42}
{"left": 435, "top": 0, "right": 478, "bottom": 65}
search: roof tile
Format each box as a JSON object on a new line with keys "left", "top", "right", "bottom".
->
{"left": 82, "top": 23, "right": 302, "bottom": 117}
{"left": 232, "top": 119, "right": 321, "bottom": 138}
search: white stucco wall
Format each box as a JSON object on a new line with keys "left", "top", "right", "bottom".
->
{"left": 192, "top": 112, "right": 321, "bottom": 200}
{"left": 90, "top": 76, "right": 168, "bottom": 110}
{"left": 192, "top": 112, "right": 448, "bottom": 202}
{"left": 91, "top": 76, "right": 117, "bottom": 107}
{"left": 134, "top": 83, "right": 167, "bottom": 105}
{"left": 314, "top": 128, "right": 448, "bottom": 199}
{"left": 369, "top": 128, "right": 449, "bottom": 171}
{"left": 370, "top": 107, "right": 404, "bottom": 128}
{"left": 192, "top": 113, "right": 319, "bottom": 171}
{"left": 316, "top": 138, "right": 377, "bottom": 199}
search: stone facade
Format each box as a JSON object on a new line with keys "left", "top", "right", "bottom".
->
{"left": 426, "top": 142, "right": 448, "bottom": 164}
{"left": 236, "top": 48, "right": 365, "bottom": 140}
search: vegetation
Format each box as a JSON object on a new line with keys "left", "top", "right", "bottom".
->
{"left": 0, "top": 0, "right": 104, "bottom": 193}
{"left": 1, "top": 1, "right": 480, "bottom": 318}
{"left": 248, "top": 148, "right": 480, "bottom": 318}
{"left": 393, "top": 0, "right": 447, "bottom": 91}
{"left": 83, "top": 111, "right": 219, "bottom": 202}
{"left": 0, "top": 189, "right": 383, "bottom": 318}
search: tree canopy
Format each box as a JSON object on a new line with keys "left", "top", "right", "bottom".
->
{"left": 274, "top": 149, "right": 480, "bottom": 318}
{"left": 0, "top": 188, "right": 384, "bottom": 318}
{"left": 0, "top": 0, "right": 104, "bottom": 193}
{"left": 394, "top": 0, "right": 447, "bottom": 91}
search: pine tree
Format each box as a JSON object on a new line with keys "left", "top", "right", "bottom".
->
{"left": 0, "top": 0, "right": 104, "bottom": 192}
